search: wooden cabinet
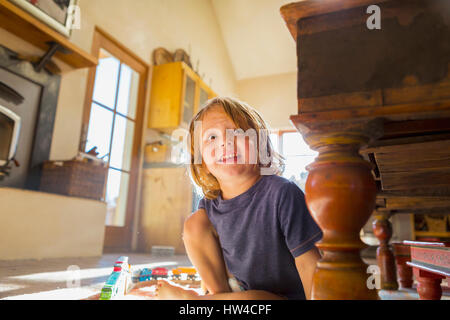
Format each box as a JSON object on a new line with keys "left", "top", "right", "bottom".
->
{"left": 138, "top": 167, "right": 193, "bottom": 254}
{"left": 147, "top": 61, "right": 216, "bottom": 131}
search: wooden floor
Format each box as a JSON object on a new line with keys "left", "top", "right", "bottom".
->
{"left": 0, "top": 254, "right": 448, "bottom": 300}
{"left": 0, "top": 253, "right": 192, "bottom": 299}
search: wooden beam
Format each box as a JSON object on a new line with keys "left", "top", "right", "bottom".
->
{"left": 291, "top": 99, "right": 450, "bottom": 126}
{"left": 377, "top": 208, "right": 450, "bottom": 215}
{"left": 385, "top": 196, "right": 450, "bottom": 209}
{"left": 382, "top": 118, "right": 450, "bottom": 138}
{"left": 362, "top": 133, "right": 450, "bottom": 152}
{"left": 377, "top": 187, "right": 450, "bottom": 198}
{"left": 381, "top": 168, "right": 450, "bottom": 191}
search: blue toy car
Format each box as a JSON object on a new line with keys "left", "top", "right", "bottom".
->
{"left": 138, "top": 268, "right": 152, "bottom": 282}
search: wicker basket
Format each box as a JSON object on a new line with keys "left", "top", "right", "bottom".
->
{"left": 424, "top": 215, "right": 448, "bottom": 233}
{"left": 40, "top": 160, "right": 107, "bottom": 201}
{"left": 152, "top": 47, "right": 173, "bottom": 65}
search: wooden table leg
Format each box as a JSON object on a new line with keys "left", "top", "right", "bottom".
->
{"left": 395, "top": 256, "right": 413, "bottom": 288}
{"left": 373, "top": 214, "right": 398, "bottom": 290}
{"left": 414, "top": 268, "right": 444, "bottom": 300}
{"left": 393, "top": 243, "right": 413, "bottom": 289}
{"left": 295, "top": 118, "right": 383, "bottom": 300}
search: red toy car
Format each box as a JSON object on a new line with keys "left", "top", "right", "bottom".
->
{"left": 151, "top": 267, "right": 168, "bottom": 279}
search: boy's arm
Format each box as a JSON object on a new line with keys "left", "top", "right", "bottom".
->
{"left": 295, "top": 247, "right": 321, "bottom": 300}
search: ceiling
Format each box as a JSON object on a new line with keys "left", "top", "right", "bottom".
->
{"left": 211, "top": 0, "right": 297, "bottom": 81}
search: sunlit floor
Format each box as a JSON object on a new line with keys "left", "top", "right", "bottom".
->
{"left": 0, "top": 253, "right": 192, "bottom": 300}
{"left": 0, "top": 255, "right": 448, "bottom": 300}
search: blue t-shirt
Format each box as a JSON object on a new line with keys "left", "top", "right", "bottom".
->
{"left": 197, "top": 174, "right": 323, "bottom": 300}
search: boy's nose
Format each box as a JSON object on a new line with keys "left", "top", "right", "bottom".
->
{"left": 221, "top": 139, "right": 232, "bottom": 147}
{"left": 221, "top": 138, "right": 236, "bottom": 149}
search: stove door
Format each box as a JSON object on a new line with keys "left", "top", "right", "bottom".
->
{"left": 0, "top": 104, "right": 21, "bottom": 166}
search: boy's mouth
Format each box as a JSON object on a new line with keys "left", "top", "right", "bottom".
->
{"left": 217, "top": 152, "right": 241, "bottom": 164}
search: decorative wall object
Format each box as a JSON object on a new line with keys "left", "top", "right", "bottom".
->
{"left": 9, "top": 0, "right": 78, "bottom": 37}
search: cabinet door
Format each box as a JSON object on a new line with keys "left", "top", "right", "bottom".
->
{"left": 198, "top": 82, "right": 216, "bottom": 111}
{"left": 139, "top": 167, "right": 193, "bottom": 254}
{"left": 182, "top": 74, "right": 196, "bottom": 125}
{"left": 147, "top": 63, "right": 183, "bottom": 129}
{"left": 199, "top": 87, "right": 209, "bottom": 109}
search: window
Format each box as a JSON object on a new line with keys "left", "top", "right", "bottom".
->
{"left": 270, "top": 130, "right": 317, "bottom": 191}
{"left": 81, "top": 28, "right": 148, "bottom": 250}
{"left": 85, "top": 49, "right": 139, "bottom": 227}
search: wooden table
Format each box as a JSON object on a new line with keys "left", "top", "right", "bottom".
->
{"left": 404, "top": 240, "right": 450, "bottom": 300}
{"left": 280, "top": 0, "right": 450, "bottom": 299}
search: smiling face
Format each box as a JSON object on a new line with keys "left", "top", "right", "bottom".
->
{"left": 199, "top": 105, "right": 259, "bottom": 182}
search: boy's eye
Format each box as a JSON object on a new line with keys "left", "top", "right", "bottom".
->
{"left": 208, "top": 135, "right": 216, "bottom": 141}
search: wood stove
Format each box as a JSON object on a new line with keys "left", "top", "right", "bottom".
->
{"left": 0, "top": 44, "right": 60, "bottom": 189}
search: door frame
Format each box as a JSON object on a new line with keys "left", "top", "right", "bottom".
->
{"left": 80, "top": 26, "right": 150, "bottom": 252}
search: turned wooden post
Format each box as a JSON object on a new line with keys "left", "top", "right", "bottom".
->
{"left": 294, "top": 118, "right": 383, "bottom": 300}
{"left": 372, "top": 213, "right": 398, "bottom": 290}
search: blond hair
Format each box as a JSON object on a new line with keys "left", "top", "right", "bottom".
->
{"left": 188, "top": 97, "right": 284, "bottom": 200}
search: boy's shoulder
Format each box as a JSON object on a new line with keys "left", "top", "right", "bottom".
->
{"left": 259, "top": 175, "right": 306, "bottom": 214}
{"left": 261, "top": 174, "right": 302, "bottom": 196}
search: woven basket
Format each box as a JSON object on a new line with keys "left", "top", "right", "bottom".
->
{"left": 152, "top": 47, "right": 173, "bottom": 65}
{"left": 424, "top": 215, "right": 448, "bottom": 233}
{"left": 40, "top": 160, "right": 107, "bottom": 201}
{"left": 173, "top": 49, "right": 192, "bottom": 68}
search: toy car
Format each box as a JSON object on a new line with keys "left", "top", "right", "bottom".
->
{"left": 171, "top": 268, "right": 182, "bottom": 280}
{"left": 100, "top": 256, "right": 132, "bottom": 300}
{"left": 151, "top": 267, "right": 168, "bottom": 279}
{"left": 177, "top": 266, "right": 198, "bottom": 280}
{"left": 138, "top": 268, "right": 153, "bottom": 282}
{"left": 131, "top": 268, "right": 141, "bottom": 283}
{"left": 100, "top": 271, "right": 127, "bottom": 300}
{"left": 113, "top": 256, "right": 130, "bottom": 272}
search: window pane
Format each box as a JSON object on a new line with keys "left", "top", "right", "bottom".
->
{"left": 105, "top": 169, "right": 129, "bottom": 227}
{"left": 282, "top": 155, "right": 316, "bottom": 191}
{"left": 199, "top": 88, "right": 209, "bottom": 109}
{"left": 85, "top": 103, "right": 114, "bottom": 160}
{"left": 110, "top": 115, "right": 135, "bottom": 171}
{"left": 92, "top": 49, "right": 120, "bottom": 108}
{"left": 116, "top": 63, "right": 139, "bottom": 119}
{"left": 282, "top": 132, "right": 316, "bottom": 156}
{"left": 183, "top": 75, "right": 196, "bottom": 124}
{"left": 269, "top": 133, "right": 279, "bottom": 153}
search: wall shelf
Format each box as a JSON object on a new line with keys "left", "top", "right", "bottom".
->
{"left": 0, "top": 0, "right": 97, "bottom": 69}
